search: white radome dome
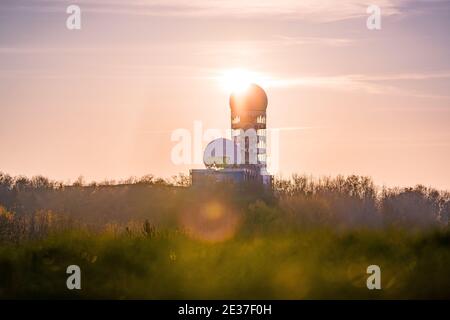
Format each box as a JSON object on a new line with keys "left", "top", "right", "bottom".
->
{"left": 203, "top": 138, "right": 242, "bottom": 168}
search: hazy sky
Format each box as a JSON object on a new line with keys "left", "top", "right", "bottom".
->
{"left": 1, "top": 0, "right": 450, "bottom": 189}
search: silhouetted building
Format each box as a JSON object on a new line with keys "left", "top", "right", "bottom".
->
{"left": 190, "top": 84, "right": 272, "bottom": 187}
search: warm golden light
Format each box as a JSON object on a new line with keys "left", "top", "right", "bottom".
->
{"left": 199, "top": 201, "right": 223, "bottom": 221}
{"left": 179, "top": 200, "right": 240, "bottom": 243}
{"left": 219, "top": 69, "right": 267, "bottom": 94}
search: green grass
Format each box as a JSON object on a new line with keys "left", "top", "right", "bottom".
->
{"left": 1, "top": 227, "right": 450, "bottom": 299}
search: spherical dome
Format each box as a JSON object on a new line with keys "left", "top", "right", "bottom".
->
{"left": 229, "top": 84, "right": 268, "bottom": 111}
{"left": 203, "top": 138, "right": 242, "bottom": 168}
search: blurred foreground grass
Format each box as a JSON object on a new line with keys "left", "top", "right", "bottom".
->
{"left": 1, "top": 227, "right": 450, "bottom": 299}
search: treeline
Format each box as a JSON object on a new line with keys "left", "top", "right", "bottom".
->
{"left": 0, "top": 172, "right": 191, "bottom": 221}
{"left": 274, "top": 174, "right": 450, "bottom": 229}
{"left": 0, "top": 172, "right": 190, "bottom": 190}
{"left": 0, "top": 172, "right": 449, "bottom": 240}
{"left": 0, "top": 172, "right": 189, "bottom": 211}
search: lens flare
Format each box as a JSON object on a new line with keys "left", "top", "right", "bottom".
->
{"left": 179, "top": 200, "right": 240, "bottom": 243}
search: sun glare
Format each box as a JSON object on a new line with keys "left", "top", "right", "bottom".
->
{"left": 219, "top": 69, "right": 267, "bottom": 94}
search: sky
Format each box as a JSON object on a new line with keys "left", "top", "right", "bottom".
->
{"left": 0, "top": 0, "right": 449, "bottom": 189}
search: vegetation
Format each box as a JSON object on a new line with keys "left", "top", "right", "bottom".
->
{"left": 0, "top": 172, "right": 449, "bottom": 299}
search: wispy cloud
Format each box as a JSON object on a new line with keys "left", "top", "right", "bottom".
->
{"left": 204, "top": 68, "right": 450, "bottom": 99}
{"left": 2, "top": 0, "right": 438, "bottom": 22}
{"left": 0, "top": 35, "right": 354, "bottom": 56}
{"left": 271, "top": 126, "right": 324, "bottom": 132}
{"left": 270, "top": 35, "right": 354, "bottom": 47}
{"left": 265, "top": 72, "right": 450, "bottom": 99}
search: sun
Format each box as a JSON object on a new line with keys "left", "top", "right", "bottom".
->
{"left": 219, "top": 69, "right": 266, "bottom": 94}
